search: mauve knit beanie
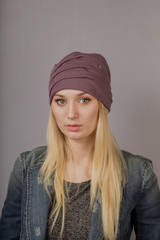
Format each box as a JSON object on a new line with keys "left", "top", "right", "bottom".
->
{"left": 49, "top": 52, "right": 112, "bottom": 111}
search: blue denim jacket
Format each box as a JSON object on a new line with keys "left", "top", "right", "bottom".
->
{"left": 0, "top": 146, "right": 160, "bottom": 240}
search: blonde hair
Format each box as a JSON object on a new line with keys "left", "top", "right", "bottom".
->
{"left": 40, "top": 102, "right": 126, "bottom": 240}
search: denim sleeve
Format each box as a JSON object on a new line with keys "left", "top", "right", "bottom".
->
{"left": 0, "top": 154, "right": 25, "bottom": 240}
{"left": 133, "top": 161, "right": 160, "bottom": 240}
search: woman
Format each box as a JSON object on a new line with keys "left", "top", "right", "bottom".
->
{"left": 0, "top": 52, "right": 160, "bottom": 240}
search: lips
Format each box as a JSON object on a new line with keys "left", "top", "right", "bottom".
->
{"left": 66, "top": 124, "right": 82, "bottom": 132}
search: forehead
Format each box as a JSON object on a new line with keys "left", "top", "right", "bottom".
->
{"left": 54, "top": 89, "right": 91, "bottom": 97}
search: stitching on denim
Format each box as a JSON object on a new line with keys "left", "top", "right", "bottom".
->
{"left": 26, "top": 168, "right": 31, "bottom": 239}
{"left": 21, "top": 153, "right": 26, "bottom": 181}
{"left": 30, "top": 162, "right": 44, "bottom": 169}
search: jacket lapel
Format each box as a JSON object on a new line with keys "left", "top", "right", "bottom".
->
{"left": 89, "top": 195, "right": 104, "bottom": 240}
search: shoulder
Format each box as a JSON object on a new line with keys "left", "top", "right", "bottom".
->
{"left": 122, "top": 150, "right": 157, "bottom": 194}
{"left": 122, "top": 150, "right": 152, "bottom": 172}
{"left": 20, "top": 145, "right": 47, "bottom": 167}
{"left": 12, "top": 146, "right": 47, "bottom": 179}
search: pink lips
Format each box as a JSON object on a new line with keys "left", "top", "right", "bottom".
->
{"left": 66, "top": 124, "right": 82, "bottom": 132}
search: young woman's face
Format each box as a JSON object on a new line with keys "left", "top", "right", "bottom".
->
{"left": 51, "top": 89, "right": 99, "bottom": 142}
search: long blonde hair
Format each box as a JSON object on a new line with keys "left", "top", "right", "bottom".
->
{"left": 40, "top": 102, "right": 126, "bottom": 240}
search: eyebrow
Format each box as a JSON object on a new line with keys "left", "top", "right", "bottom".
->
{"left": 54, "top": 92, "right": 88, "bottom": 97}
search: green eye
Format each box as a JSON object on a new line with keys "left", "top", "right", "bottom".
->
{"left": 56, "top": 99, "right": 66, "bottom": 105}
{"left": 80, "top": 98, "right": 90, "bottom": 103}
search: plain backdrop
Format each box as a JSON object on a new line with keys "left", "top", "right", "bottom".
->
{"left": 1, "top": 1, "right": 160, "bottom": 239}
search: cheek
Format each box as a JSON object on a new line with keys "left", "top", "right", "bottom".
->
{"left": 86, "top": 107, "right": 99, "bottom": 127}
{"left": 51, "top": 108, "right": 63, "bottom": 127}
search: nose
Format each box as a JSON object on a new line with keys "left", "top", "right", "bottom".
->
{"left": 67, "top": 102, "right": 78, "bottom": 119}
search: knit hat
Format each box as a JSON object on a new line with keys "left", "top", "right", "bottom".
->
{"left": 49, "top": 52, "right": 112, "bottom": 111}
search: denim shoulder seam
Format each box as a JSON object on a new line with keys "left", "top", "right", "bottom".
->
{"left": 141, "top": 160, "right": 152, "bottom": 194}
{"left": 21, "top": 152, "right": 27, "bottom": 180}
{"left": 18, "top": 147, "right": 47, "bottom": 180}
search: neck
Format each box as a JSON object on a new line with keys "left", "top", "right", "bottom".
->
{"left": 65, "top": 135, "right": 95, "bottom": 183}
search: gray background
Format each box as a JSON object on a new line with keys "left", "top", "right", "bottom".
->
{"left": 1, "top": 1, "right": 160, "bottom": 239}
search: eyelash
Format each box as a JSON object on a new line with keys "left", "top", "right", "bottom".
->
{"left": 55, "top": 98, "right": 90, "bottom": 105}
{"left": 55, "top": 99, "right": 66, "bottom": 105}
{"left": 79, "top": 98, "right": 90, "bottom": 103}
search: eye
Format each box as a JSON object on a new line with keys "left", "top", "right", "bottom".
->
{"left": 79, "top": 98, "right": 90, "bottom": 103}
{"left": 55, "top": 99, "right": 66, "bottom": 105}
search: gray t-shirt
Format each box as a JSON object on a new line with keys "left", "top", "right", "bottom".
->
{"left": 46, "top": 180, "right": 91, "bottom": 240}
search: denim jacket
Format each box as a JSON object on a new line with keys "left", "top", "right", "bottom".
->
{"left": 0, "top": 146, "right": 160, "bottom": 240}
